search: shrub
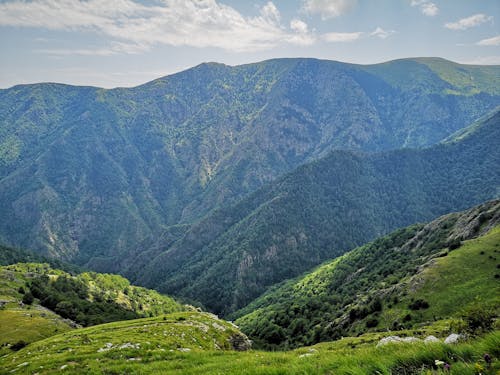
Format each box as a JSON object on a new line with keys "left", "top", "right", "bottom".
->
{"left": 409, "top": 299, "right": 429, "bottom": 310}
{"left": 10, "top": 340, "right": 28, "bottom": 351}
{"left": 366, "top": 318, "right": 379, "bottom": 328}
{"left": 22, "top": 291, "right": 34, "bottom": 305}
{"left": 462, "top": 304, "right": 495, "bottom": 335}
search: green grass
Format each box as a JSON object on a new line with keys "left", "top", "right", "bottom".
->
{"left": 0, "top": 307, "right": 73, "bottom": 355}
{"left": 1, "top": 321, "right": 498, "bottom": 374}
{"left": 0, "top": 264, "right": 74, "bottom": 355}
{"left": 407, "top": 226, "right": 500, "bottom": 320}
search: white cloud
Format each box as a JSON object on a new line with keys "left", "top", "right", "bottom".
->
{"left": 370, "top": 27, "right": 395, "bottom": 39}
{"left": 303, "top": 0, "right": 357, "bottom": 20}
{"left": 477, "top": 35, "right": 500, "bottom": 46}
{"left": 260, "top": 1, "right": 281, "bottom": 24}
{"left": 290, "top": 19, "right": 308, "bottom": 34}
{"left": 445, "top": 14, "right": 493, "bottom": 30}
{"left": 322, "top": 31, "right": 364, "bottom": 43}
{"left": 0, "top": 0, "right": 315, "bottom": 53}
{"left": 411, "top": 0, "right": 439, "bottom": 17}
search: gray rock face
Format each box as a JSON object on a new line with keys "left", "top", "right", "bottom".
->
{"left": 444, "top": 333, "right": 464, "bottom": 344}
{"left": 424, "top": 335, "right": 440, "bottom": 343}
{"left": 229, "top": 333, "right": 252, "bottom": 351}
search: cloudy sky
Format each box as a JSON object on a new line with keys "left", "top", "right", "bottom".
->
{"left": 0, "top": 0, "right": 499, "bottom": 88}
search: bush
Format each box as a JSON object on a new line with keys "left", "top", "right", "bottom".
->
{"left": 447, "top": 238, "right": 461, "bottom": 250}
{"left": 10, "top": 340, "right": 28, "bottom": 351}
{"left": 22, "top": 291, "right": 34, "bottom": 305}
{"left": 408, "top": 299, "right": 429, "bottom": 310}
{"left": 365, "top": 318, "right": 379, "bottom": 328}
{"left": 462, "top": 304, "right": 496, "bottom": 335}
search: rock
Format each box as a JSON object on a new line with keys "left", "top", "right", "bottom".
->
{"left": 376, "top": 336, "right": 402, "bottom": 347}
{"left": 211, "top": 322, "right": 226, "bottom": 331}
{"left": 60, "top": 365, "right": 68, "bottom": 370}
{"left": 401, "top": 337, "right": 421, "bottom": 343}
{"left": 299, "top": 353, "right": 314, "bottom": 358}
{"left": 444, "top": 333, "right": 463, "bottom": 344}
{"left": 177, "top": 348, "right": 191, "bottom": 352}
{"left": 424, "top": 335, "right": 440, "bottom": 343}
{"left": 377, "top": 336, "right": 421, "bottom": 347}
{"left": 229, "top": 333, "right": 252, "bottom": 351}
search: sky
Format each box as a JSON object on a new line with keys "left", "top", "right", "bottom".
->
{"left": 0, "top": 0, "right": 499, "bottom": 88}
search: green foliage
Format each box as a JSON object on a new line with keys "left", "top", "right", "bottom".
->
{"left": 0, "top": 58, "right": 498, "bottom": 278}
{"left": 0, "top": 322, "right": 499, "bottom": 374}
{"left": 137, "top": 110, "right": 500, "bottom": 316}
{"left": 21, "top": 291, "right": 34, "bottom": 305}
{"left": 461, "top": 303, "right": 496, "bottom": 335}
{"left": 233, "top": 202, "right": 500, "bottom": 349}
{"left": 20, "top": 265, "right": 187, "bottom": 327}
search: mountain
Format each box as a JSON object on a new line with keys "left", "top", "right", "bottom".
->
{"left": 0, "top": 58, "right": 498, "bottom": 269}
{"left": 131, "top": 108, "right": 500, "bottom": 315}
{"left": 233, "top": 200, "right": 500, "bottom": 349}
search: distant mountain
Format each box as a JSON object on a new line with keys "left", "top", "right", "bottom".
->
{"left": 233, "top": 200, "right": 500, "bottom": 349}
{"left": 131, "top": 108, "right": 500, "bottom": 315}
{"left": 0, "top": 58, "right": 498, "bottom": 268}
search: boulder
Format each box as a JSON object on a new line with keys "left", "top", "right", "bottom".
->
{"left": 444, "top": 333, "right": 463, "bottom": 344}
{"left": 424, "top": 335, "right": 440, "bottom": 343}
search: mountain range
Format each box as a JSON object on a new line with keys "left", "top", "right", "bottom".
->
{"left": 0, "top": 57, "right": 499, "bottom": 319}
{"left": 130, "top": 108, "right": 500, "bottom": 315}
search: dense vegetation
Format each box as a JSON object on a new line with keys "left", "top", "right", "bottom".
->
{"left": 131, "top": 108, "right": 500, "bottom": 315}
{"left": 0, "top": 262, "right": 186, "bottom": 344}
{"left": 233, "top": 201, "right": 500, "bottom": 349}
{"left": 0, "top": 58, "right": 498, "bottom": 273}
{"left": 0, "top": 243, "right": 81, "bottom": 273}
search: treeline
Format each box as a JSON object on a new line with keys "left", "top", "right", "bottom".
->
{"left": 14, "top": 264, "right": 186, "bottom": 327}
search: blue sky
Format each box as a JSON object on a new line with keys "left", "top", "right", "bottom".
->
{"left": 0, "top": 0, "right": 499, "bottom": 88}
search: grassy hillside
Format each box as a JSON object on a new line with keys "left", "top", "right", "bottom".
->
{"left": 0, "top": 311, "right": 254, "bottom": 374}
{"left": 233, "top": 201, "right": 500, "bottom": 349}
{"left": 0, "top": 263, "right": 187, "bottom": 354}
{"left": 0, "top": 58, "right": 498, "bottom": 271}
{"left": 0, "top": 319, "right": 498, "bottom": 374}
{"left": 132, "top": 109, "right": 500, "bottom": 315}
{"left": 0, "top": 264, "right": 76, "bottom": 355}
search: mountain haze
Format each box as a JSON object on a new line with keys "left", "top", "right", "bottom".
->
{"left": 0, "top": 58, "right": 498, "bottom": 270}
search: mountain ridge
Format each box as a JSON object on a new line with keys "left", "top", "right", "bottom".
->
{"left": 130, "top": 108, "right": 500, "bottom": 315}
{"left": 0, "top": 57, "right": 498, "bottom": 281}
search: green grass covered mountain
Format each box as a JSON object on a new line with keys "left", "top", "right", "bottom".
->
{"left": 130, "top": 108, "right": 500, "bottom": 315}
{"left": 0, "top": 58, "right": 498, "bottom": 272}
{"left": 0, "top": 262, "right": 187, "bottom": 354}
{"left": 233, "top": 200, "right": 500, "bottom": 349}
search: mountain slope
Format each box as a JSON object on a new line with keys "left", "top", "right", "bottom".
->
{"left": 233, "top": 200, "right": 500, "bottom": 348}
{"left": 0, "top": 58, "right": 498, "bottom": 268}
{"left": 0, "top": 311, "right": 253, "bottom": 374}
{"left": 132, "top": 108, "right": 500, "bottom": 315}
{"left": 0, "top": 262, "right": 188, "bottom": 354}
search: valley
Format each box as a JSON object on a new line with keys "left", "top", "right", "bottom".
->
{"left": 0, "top": 57, "right": 499, "bottom": 374}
